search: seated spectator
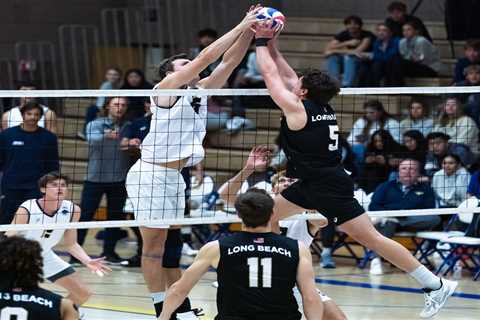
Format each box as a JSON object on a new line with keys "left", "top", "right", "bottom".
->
{"left": 76, "top": 97, "right": 132, "bottom": 264}
{"left": 2, "top": 81, "right": 57, "bottom": 133}
{"left": 120, "top": 69, "right": 153, "bottom": 120}
{"left": 402, "top": 130, "right": 428, "bottom": 166}
{"left": 79, "top": 67, "right": 122, "bottom": 139}
{"left": 385, "top": 1, "right": 432, "bottom": 42}
{"left": 467, "top": 169, "right": 480, "bottom": 199}
{"left": 433, "top": 96, "right": 479, "bottom": 153}
{"left": 453, "top": 39, "right": 480, "bottom": 83}
{"left": 400, "top": 99, "right": 434, "bottom": 137}
{"left": 424, "top": 132, "right": 475, "bottom": 179}
{"left": 348, "top": 99, "right": 401, "bottom": 165}
{"left": 389, "top": 22, "right": 442, "bottom": 85}
{"left": 369, "top": 159, "right": 440, "bottom": 275}
{"left": 432, "top": 154, "right": 470, "bottom": 208}
{"left": 324, "top": 15, "right": 375, "bottom": 87}
{"left": 189, "top": 28, "right": 220, "bottom": 77}
{"left": 0, "top": 102, "right": 59, "bottom": 224}
{"left": 357, "top": 22, "right": 400, "bottom": 87}
{"left": 358, "top": 130, "right": 404, "bottom": 194}
{"left": 454, "top": 65, "right": 480, "bottom": 126}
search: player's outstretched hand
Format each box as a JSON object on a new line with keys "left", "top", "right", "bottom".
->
{"left": 86, "top": 257, "right": 113, "bottom": 277}
{"left": 239, "top": 4, "right": 262, "bottom": 31}
{"left": 245, "top": 145, "right": 271, "bottom": 172}
{"left": 254, "top": 20, "right": 275, "bottom": 39}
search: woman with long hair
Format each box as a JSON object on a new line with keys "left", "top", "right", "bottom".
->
{"left": 400, "top": 100, "right": 434, "bottom": 137}
{"left": 432, "top": 154, "right": 470, "bottom": 208}
{"left": 121, "top": 68, "right": 153, "bottom": 119}
{"left": 433, "top": 96, "right": 479, "bottom": 153}
{"left": 402, "top": 130, "right": 428, "bottom": 166}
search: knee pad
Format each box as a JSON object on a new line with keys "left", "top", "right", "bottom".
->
{"left": 162, "top": 229, "right": 182, "bottom": 268}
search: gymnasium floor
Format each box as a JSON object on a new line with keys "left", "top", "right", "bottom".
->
{"left": 46, "top": 233, "right": 479, "bottom": 320}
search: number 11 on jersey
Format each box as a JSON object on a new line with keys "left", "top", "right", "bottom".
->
{"left": 247, "top": 257, "right": 272, "bottom": 288}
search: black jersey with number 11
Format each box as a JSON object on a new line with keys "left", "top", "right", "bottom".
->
{"left": 215, "top": 232, "right": 301, "bottom": 320}
{"left": 280, "top": 99, "right": 341, "bottom": 179}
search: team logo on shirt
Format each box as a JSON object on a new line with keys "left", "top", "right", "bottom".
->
{"left": 61, "top": 209, "right": 69, "bottom": 215}
{"left": 253, "top": 237, "right": 264, "bottom": 244}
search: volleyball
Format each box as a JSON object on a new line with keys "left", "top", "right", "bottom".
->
{"left": 256, "top": 7, "right": 286, "bottom": 29}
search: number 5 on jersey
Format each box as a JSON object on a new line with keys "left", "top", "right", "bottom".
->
{"left": 247, "top": 257, "right": 272, "bottom": 288}
{"left": 328, "top": 125, "right": 339, "bottom": 151}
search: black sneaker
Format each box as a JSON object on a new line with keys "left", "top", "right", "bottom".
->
{"left": 125, "top": 254, "right": 141, "bottom": 267}
{"left": 102, "top": 252, "right": 128, "bottom": 266}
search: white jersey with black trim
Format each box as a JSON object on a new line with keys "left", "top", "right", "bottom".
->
{"left": 279, "top": 217, "right": 315, "bottom": 247}
{"left": 18, "top": 199, "right": 75, "bottom": 252}
{"left": 141, "top": 84, "right": 208, "bottom": 167}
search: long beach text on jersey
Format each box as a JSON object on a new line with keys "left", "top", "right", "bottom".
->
{"left": 311, "top": 113, "right": 336, "bottom": 122}
{"left": 227, "top": 244, "right": 292, "bottom": 258}
{"left": 0, "top": 292, "right": 54, "bottom": 308}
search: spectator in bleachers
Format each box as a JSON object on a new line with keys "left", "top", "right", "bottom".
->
{"left": 120, "top": 69, "right": 153, "bottom": 120}
{"left": 467, "top": 169, "right": 480, "bottom": 199}
{"left": 357, "top": 22, "right": 400, "bottom": 87}
{"left": 433, "top": 96, "right": 479, "bottom": 153}
{"left": 2, "top": 81, "right": 57, "bottom": 133}
{"left": 358, "top": 129, "right": 404, "bottom": 194}
{"left": 369, "top": 159, "right": 440, "bottom": 275}
{"left": 385, "top": 1, "right": 432, "bottom": 42}
{"left": 402, "top": 130, "right": 428, "bottom": 167}
{"left": 189, "top": 28, "right": 220, "bottom": 77}
{"left": 324, "top": 15, "right": 375, "bottom": 87}
{"left": 76, "top": 97, "right": 131, "bottom": 264}
{"left": 388, "top": 21, "right": 441, "bottom": 85}
{"left": 453, "top": 39, "right": 480, "bottom": 83}
{"left": 454, "top": 65, "right": 480, "bottom": 126}
{"left": 0, "top": 102, "right": 59, "bottom": 224}
{"left": 400, "top": 99, "right": 434, "bottom": 137}
{"left": 424, "top": 132, "right": 475, "bottom": 179}
{"left": 348, "top": 100, "right": 401, "bottom": 166}
{"left": 79, "top": 67, "right": 122, "bottom": 139}
{"left": 432, "top": 154, "right": 470, "bottom": 208}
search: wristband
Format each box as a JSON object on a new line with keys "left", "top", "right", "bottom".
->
{"left": 255, "top": 38, "right": 270, "bottom": 47}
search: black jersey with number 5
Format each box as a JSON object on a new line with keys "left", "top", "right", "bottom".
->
{"left": 215, "top": 232, "right": 301, "bottom": 320}
{"left": 0, "top": 287, "right": 62, "bottom": 320}
{"left": 280, "top": 99, "right": 341, "bottom": 179}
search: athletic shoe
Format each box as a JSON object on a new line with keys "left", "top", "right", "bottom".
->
{"left": 420, "top": 278, "right": 457, "bottom": 318}
{"left": 176, "top": 308, "right": 204, "bottom": 319}
{"left": 369, "top": 257, "right": 384, "bottom": 275}
{"left": 211, "top": 281, "right": 219, "bottom": 288}
{"left": 102, "top": 252, "right": 128, "bottom": 266}
{"left": 182, "top": 243, "right": 199, "bottom": 257}
{"left": 320, "top": 252, "right": 336, "bottom": 269}
{"left": 125, "top": 254, "right": 141, "bottom": 267}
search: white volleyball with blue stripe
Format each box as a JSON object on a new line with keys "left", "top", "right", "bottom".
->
{"left": 256, "top": 7, "right": 286, "bottom": 29}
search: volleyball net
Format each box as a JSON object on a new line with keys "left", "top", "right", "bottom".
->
{"left": 1, "top": 86, "right": 480, "bottom": 232}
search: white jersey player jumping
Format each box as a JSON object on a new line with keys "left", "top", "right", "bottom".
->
{"left": 7, "top": 172, "right": 111, "bottom": 307}
{"left": 218, "top": 146, "right": 347, "bottom": 320}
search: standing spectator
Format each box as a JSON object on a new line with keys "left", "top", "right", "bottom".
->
{"left": 324, "top": 15, "right": 375, "bottom": 87}
{"left": 454, "top": 65, "right": 480, "bottom": 126}
{"left": 120, "top": 69, "right": 153, "bottom": 120}
{"left": 389, "top": 22, "right": 442, "bottom": 85}
{"left": 432, "top": 154, "right": 470, "bottom": 208}
{"left": 424, "top": 132, "right": 475, "bottom": 178}
{"left": 433, "top": 96, "right": 479, "bottom": 153}
{"left": 369, "top": 159, "right": 440, "bottom": 275}
{"left": 357, "top": 23, "right": 400, "bottom": 86}
{"left": 402, "top": 130, "right": 428, "bottom": 166}
{"left": 453, "top": 39, "right": 480, "bottom": 83}
{"left": 358, "top": 130, "right": 404, "bottom": 194}
{"left": 385, "top": 1, "right": 432, "bottom": 42}
{"left": 400, "top": 100, "right": 434, "bottom": 137}
{"left": 76, "top": 97, "right": 131, "bottom": 264}
{"left": 79, "top": 67, "right": 122, "bottom": 139}
{"left": 2, "top": 82, "right": 57, "bottom": 133}
{"left": 189, "top": 28, "right": 220, "bottom": 77}
{"left": 347, "top": 100, "right": 401, "bottom": 165}
{"left": 0, "top": 102, "right": 59, "bottom": 224}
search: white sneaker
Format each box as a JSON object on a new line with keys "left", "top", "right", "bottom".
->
{"left": 182, "top": 243, "right": 199, "bottom": 257}
{"left": 420, "top": 278, "right": 458, "bottom": 318}
{"left": 369, "top": 257, "right": 384, "bottom": 275}
{"left": 211, "top": 281, "right": 219, "bottom": 288}
{"left": 176, "top": 311, "right": 199, "bottom": 319}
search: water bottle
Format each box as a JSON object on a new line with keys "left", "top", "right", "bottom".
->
{"left": 452, "top": 261, "right": 462, "bottom": 280}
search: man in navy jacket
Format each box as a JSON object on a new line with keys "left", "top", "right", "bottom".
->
{"left": 0, "top": 102, "right": 59, "bottom": 224}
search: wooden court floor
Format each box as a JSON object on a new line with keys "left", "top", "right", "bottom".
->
{"left": 45, "top": 233, "right": 479, "bottom": 320}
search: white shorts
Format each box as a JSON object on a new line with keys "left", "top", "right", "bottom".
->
{"left": 43, "top": 250, "right": 75, "bottom": 282}
{"left": 126, "top": 159, "right": 186, "bottom": 222}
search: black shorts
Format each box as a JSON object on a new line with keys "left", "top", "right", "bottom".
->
{"left": 281, "top": 167, "right": 365, "bottom": 225}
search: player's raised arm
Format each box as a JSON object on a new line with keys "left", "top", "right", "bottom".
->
{"left": 158, "top": 241, "right": 220, "bottom": 320}
{"left": 218, "top": 145, "right": 271, "bottom": 206}
{"left": 158, "top": 7, "right": 259, "bottom": 90}
{"left": 255, "top": 22, "right": 306, "bottom": 129}
{"left": 267, "top": 33, "right": 299, "bottom": 91}
{"left": 296, "top": 242, "right": 324, "bottom": 320}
